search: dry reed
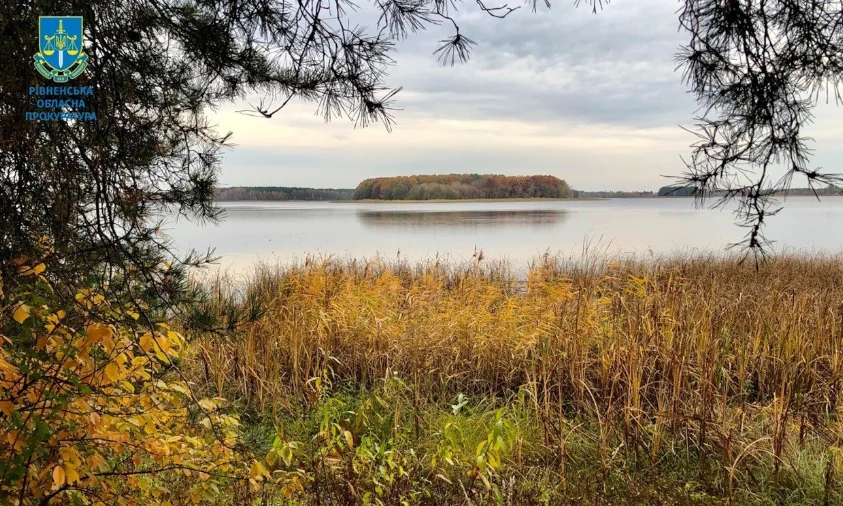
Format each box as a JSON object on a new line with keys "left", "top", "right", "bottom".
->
{"left": 189, "top": 252, "right": 843, "bottom": 499}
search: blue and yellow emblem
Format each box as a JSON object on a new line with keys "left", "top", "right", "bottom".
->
{"left": 34, "top": 16, "right": 88, "bottom": 83}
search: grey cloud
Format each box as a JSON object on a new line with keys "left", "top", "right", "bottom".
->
{"left": 373, "top": 0, "right": 697, "bottom": 126}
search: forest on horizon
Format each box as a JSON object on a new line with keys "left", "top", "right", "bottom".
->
{"left": 215, "top": 186, "right": 355, "bottom": 201}
{"left": 215, "top": 181, "right": 843, "bottom": 202}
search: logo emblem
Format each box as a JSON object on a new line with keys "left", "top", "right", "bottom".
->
{"left": 34, "top": 16, "right": 88, "bottom": 83}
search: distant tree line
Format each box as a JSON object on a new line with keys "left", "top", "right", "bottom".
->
{"left": 657, "top": 185, "right": 698, "bottom": 197}
{"left": 216, "top": 186, "right": 355, "bottom": 201}
{"left": 778, "top": 186, "right": 843, "bottom": 197}
{"left": 353, "top": 174, "right": 573, "bottom": 200}
{"left": 575, "top": 190, "right": 657, "bottom": 198}
{"left": 656, "top": 185, "right": 843, "bottom": 198}
{"left": 214, "top": 183, "right": 843, "bottom": 202}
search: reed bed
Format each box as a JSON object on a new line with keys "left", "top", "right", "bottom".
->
{"left": 190, "top": 253, "right": 843, "bottom": 503}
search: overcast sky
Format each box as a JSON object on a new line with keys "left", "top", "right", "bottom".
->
{"left": 212, "top": 0, "right": 843, "bottom": 191}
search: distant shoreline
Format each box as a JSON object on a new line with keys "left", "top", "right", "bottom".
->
{"left": 215, "top": 197, "right": 602, "bottom": 204}
{"left": 214, "top": 194, "right": 843, "bottom": 204}
{"left": 335, "top": 197, "right": 601, "bottom": 203}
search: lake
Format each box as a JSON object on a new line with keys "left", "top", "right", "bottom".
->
{"left": 168, "top": 196, "right": 843, "bottom": 273}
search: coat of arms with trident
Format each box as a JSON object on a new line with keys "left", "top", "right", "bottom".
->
{"left": 34, "top": 17, "right": 88, "bottom": 83}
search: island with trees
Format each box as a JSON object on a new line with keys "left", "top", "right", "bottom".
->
{"left": 352, "top": 174, "right": 574, "bottom": 200}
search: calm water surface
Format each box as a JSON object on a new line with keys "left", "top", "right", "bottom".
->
{"left": 168, "top": 197, "right": 843, "bottom": 272}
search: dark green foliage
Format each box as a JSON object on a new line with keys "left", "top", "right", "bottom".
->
{"left": 2, "top": 0, "right": 272, "bottom": 327}
{"left": 353, "top": 174, "right": 573, "bottom": 200}
{"left": 574, "top": 190, "right": 657, "bottom": 198}
{"left": 657, "top": 185, "right": 843, "bottom": 198}
{"left": 216, "top": 186, "right": 355, "bottom": 201}
{"left": 657, "top": 185, "right": 697, "bottom": 197}
{"left": 235, "top": 376, "right": 839, "bottom": 505}
{"left": 0, "top": 0, "right": 423, "bottom": 329}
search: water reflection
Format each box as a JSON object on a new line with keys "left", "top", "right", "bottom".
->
{"left": 356, "top": 209, "right": 568, "bottom": 229}
{"left": 218, "top": 206, "right": 346, "bottom": 222}
{"left": 168, "top": 197, "right": 843, "bottom": 274}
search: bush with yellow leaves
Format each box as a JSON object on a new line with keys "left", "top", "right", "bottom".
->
{"left": 0, "top": 262, "right": 244, "bottom": 505}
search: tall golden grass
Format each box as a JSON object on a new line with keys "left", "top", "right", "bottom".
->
{"left": 191, "top": 253, "right": 843, "bottom": 497}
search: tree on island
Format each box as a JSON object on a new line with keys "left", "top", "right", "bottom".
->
{"left": 353, "top": 174, "right": 573, "bottom": 200}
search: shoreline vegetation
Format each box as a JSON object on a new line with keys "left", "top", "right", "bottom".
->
{"left": 216, "top": 181, "right": 843, "bottom": 202}
{"left": 215, "top": 186, "right": 355, "bottom": 201}
{"left": 186, "top": 253, "right": 843, "bottom": 505}
{"left": 336, "top": 197, "right": 596, "bottom": 203}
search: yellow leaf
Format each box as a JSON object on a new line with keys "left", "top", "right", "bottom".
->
{"left": 105, "top": 362, "right": 120, "bottom": 382}
{"left": 139, "top": 333, "right": 153, "bottom": 352}
{"left": 64, "top": 463, "right": 80, "bottom": 485}
{"left": 7, "top": 431, "right": 24, "bottom": 451}
{"left": 59, "top": 447, "right": 77, "bottom": 463}
{"left": 53, "top": 465, "right": 66, "bottom": 488}
{"left": 89, "top": 453, "right": 109, "bottom": 472}
{"left": 13, "top": 304, "right": 30, "bottom": 324}
{"left": 156, "top": 335, "right": 171, "bottom": 353}
{"left": 19, "top": 263, "right": 47, "bottom": 276}
{"left": 0, "top": 401, "right": 13, "bottom": 416}
{"left": 102, "top": 334, "right": 115, "bottom": 353}
{"left": 250, "top": 460, "right": 268, "bottom": 479}
{"left": 167, "top": 330, "right": 183, "bottom": 347}
{"left": 86, "top": 324, "right": 113, "bottom": 343}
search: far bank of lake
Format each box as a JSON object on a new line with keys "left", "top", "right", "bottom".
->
{"left": 335, "top": 197, "right": 597, "bottom": 203}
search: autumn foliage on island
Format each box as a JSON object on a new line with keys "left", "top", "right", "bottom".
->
{"left": 352, "top": 174, "right": 573, "bottom": 200}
